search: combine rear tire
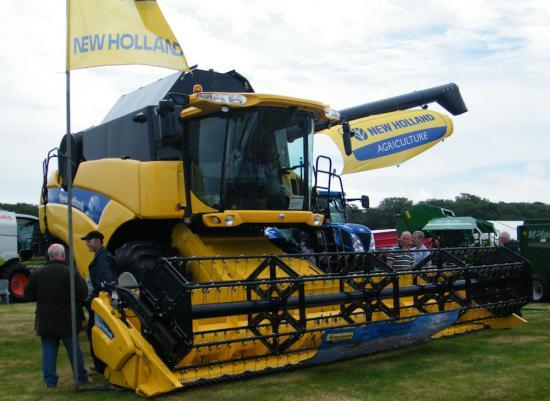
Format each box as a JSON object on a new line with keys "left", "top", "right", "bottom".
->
{"left": 532, "top": 274, "right": 549, "bottom": 302}
{"left": 5, "top": 263, "right": 31, "bottom": 303}
{"left": 114, "top": 242, "right": 162, "bottom": 284}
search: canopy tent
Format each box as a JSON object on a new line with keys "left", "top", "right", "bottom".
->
{"left": 423, "top": 216, "right": 495, "bottom": 233}
{"left": 423, "top": 216, "right": 478, "bottom": 231}
{"left": 477, "top": 219, "right": 497, "bottom": 234}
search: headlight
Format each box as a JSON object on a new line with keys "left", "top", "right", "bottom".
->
{"left": 324, "top": 107, "right": 340, "bottom": 121}
{"left": 350, "top": 233, "right": 365, "bottom": 253}
{"left": 197, "top": 93, "right": 248, "bottom": 105}
{"left": 313, "top": 215, "right": 323, "bottom": 226}
{"left": 225, "top": 215, "right": 235, "bottom": 226}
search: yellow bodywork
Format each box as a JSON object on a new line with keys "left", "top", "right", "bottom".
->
{"left": 40, "top": 92, "right": 329, "bottom": 277}
{"left": 40, "top": 92, "right": 526, "bottom": 397}
{"left": 40, "top": 159, "right": 183, "bottom": 277}
{"left": 181, "top": 92, "right": 330, "bottom": 120}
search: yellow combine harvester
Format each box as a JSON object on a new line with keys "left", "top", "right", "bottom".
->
{"left": 39, "top": 69, "right": 531, "bottom": 396}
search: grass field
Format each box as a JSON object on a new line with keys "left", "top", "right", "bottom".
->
{"left": 0, "top": 303, "right": 549, "bottom": 401}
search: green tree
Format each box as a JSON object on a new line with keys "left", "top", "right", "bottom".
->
{"left": 0, "top": 203, "right": 39, "bottom": 217}
{"left": 365, "top": 197, "right": 413, "bottom": 229}
{"left": 361, "top": 194, "right": 550, "bottom": 230}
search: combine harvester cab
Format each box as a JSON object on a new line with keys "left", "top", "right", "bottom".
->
{"left": 40, "top": 69, "right": 531, "bottom": 396}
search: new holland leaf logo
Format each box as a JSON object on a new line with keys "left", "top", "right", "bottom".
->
{"left": 351, "top": 127, "right": 368, "bottom": 142}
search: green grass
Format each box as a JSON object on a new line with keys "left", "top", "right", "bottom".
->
{"left": 1, "top": 303, "right": 549, "bottom": 401}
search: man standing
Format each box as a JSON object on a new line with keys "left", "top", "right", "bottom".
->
{"left": 386, "top": 231, "right": 414, "bottom": 270}
{"left": 81, "top": 230, "right": 116, "bottom": 373}
{"left": 499, "top": 231, "right": 520, "bottom": 253}
{"left": 25, "top": 244, "right": 88, "bottom": 388}
{"left": 412, "top": 230, "right": 431, "bottom": 267}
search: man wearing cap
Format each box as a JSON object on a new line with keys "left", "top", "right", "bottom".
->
{"left": 81, "top": 230, "right": 116, "bottom": 374}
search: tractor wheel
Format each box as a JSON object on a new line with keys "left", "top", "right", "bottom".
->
{"left": 532, "top": 274, "right": 549, "bottom": 302}
{"left": 6, "top": 263, "right": 31, "bottom": 302}
{"left": 114, "top": 242, "right": 162, "bottom": 285}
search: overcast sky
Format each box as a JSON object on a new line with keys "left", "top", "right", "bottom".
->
{"left": 1, "top": 1, "right": 549, "bottom": 206}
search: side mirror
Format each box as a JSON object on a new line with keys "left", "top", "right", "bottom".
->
{"left": 157, "top": 99, "right": 176, "bottom": 141}
{"left": 342, "top": 120, "right": 353, "bottom": 156}
{"left": 158, "top": 92, "right": 188, "bottom": 143}
{"left": 361, "top": 195, "right": 370, "bottom": 209}
{"left": 58, "top": 133, "right": 82, "bottom": 191}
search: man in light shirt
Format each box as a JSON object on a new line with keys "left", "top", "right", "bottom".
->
{"left": 412, "top": 230, "right": 431, "bottom": 267}
{"left": 386, "top": 231, "right": 414, "bottom": 270}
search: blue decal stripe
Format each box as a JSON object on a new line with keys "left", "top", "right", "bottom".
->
{"left": 306, "top": 311, "right": 459, "bottom": 365}
{"left": 353, "top": 127, "right": 447, "bottom": 161}
{"left": 47, "top": 188, "right": 110, "bottom": 224}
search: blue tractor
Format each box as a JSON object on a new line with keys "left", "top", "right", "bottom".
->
{"left": 314, "top": 189, "right": 374, "bottom": 253}
{"left": 265, "top": 156, "right": 374, "bottom": 272}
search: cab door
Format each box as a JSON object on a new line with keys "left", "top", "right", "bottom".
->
{"left": 15, "top": 216, "right": 41, "bottom": 260}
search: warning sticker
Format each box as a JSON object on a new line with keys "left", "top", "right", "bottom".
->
{"left": 326, "top": 332, "right": 354, "bottom": 343}
{"left": 288, "top": 197, "right": 304, "bottom": 210}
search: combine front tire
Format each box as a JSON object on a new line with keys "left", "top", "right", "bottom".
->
{"left": 114, "top": 242, "right": 162, "bottom": 284}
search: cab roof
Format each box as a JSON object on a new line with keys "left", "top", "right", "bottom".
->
{"left": 102, "top": 68, "right": 254, "bottom": 123}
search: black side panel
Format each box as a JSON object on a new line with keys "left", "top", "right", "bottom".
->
{"left": 82, "top": 106, "right": 157, "bottom": 161}
{"left": 81, "top": 69, "right": 253, "bottom": 162}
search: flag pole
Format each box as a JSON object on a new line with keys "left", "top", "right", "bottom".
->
{"left": 66, "top": 0, "right": 80, "bottom": 391}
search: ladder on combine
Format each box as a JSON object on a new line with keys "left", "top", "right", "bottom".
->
{"left": 312, "top": 155, "right": 349, "bottom": 268}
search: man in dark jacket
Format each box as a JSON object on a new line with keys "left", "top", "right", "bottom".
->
{"left": 499, "top": 231, "right": 520, "bottom": 253}
{"left": 81, "top": 230, "right": 116, "bottom": 373}
{"left": 24, "top": 243, "right": 89, "bottom": 388}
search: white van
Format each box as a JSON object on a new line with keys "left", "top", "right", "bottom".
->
{"left": 0, "top": 210, "right": 41, "bottom": 301}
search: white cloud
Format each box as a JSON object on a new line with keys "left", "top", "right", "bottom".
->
{"left": 525, "top": 162, "right": 545, "bottom": 177}
{"left": 0, "top": 0, "right": 549, "bottom": 206}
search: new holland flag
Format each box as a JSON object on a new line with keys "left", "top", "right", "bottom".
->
{"left": 68, "top": 0, "right": 189, "bottom": 71}
{"left": 322, "top": 109, "right": 453, "bottom": 174}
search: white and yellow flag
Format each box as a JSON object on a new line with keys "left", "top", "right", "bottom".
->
{"left": 68, "top": 0, "right": 189, "bottom": 71}
{"left": 322, "top": 109, "right": 454, "bottom": 174}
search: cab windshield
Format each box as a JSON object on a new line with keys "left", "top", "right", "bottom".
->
{"left": 316, "top": 196, "right": 347, "bottom": 223}
{"left": 187, "top": 107, "right": 314, "bottom": 211}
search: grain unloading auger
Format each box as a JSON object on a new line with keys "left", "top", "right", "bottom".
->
{"left": 39, "top": 69, "right": 531, "bottom": 396}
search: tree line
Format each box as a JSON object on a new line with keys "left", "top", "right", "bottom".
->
{"left": 347, "top": 193, "right": 550, "bottom": 229}
{"left": 0, "top": 202, "right": 39, "bottom": 217}
{"left": 2, "top": 193, "right": 549, "bottom": 230}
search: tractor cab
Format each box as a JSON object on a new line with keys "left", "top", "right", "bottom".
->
{"left": 186, "top": 105, "right": 314, "bottom": 214}
{"left": 178, "top": 92, "right": 342, "bottom": 232}
{"left": 315, "top": 191, "right": 347, "bottom": 223}
{"left": 15, "top": 214, "right": 42, "bottom": 260}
